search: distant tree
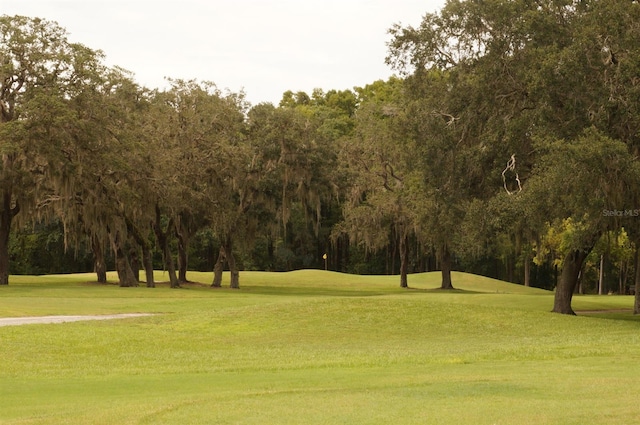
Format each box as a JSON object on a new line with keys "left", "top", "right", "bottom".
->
{"left": 336, "top": 78, "right": 418, "bottom": 287}
{"left": 248, "top": 95, "right": 344, "bottom": 273}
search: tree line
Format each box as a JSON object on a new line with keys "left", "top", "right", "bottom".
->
{"left": 2, "top": 0, "right": 640, "bottom": 315}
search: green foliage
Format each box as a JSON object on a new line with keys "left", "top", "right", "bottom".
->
{"left": 336, "top": 78, "right": 410, "bottom": 250}
{"left": 3, "top": 1, "right": 640, "bottom": 305}
{"left": 9, "top": 222, "right": 94, "bottom": 275}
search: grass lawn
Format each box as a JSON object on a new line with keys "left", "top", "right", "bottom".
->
{"left": 1, "top": 270, "right": 639, "bottom": 424}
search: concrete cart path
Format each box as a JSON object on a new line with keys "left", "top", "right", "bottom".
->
{"left": 0, "top": 313, "right": 154, "bottom": 327}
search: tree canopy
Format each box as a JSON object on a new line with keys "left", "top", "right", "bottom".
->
{"left": 2, "top": 3, "right": 640, "bottom": 315}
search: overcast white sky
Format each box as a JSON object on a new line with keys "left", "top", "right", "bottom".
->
{"left": 1, "top": 0, "right": 445, "bottom": 105}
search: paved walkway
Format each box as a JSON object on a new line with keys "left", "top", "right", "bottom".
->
{"left": 0, "top": 313, "right": 154, "bottom": 327}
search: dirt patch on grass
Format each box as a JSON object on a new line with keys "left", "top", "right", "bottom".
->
{"left": 0, "top": 313, "right": 154, "bottom": 327}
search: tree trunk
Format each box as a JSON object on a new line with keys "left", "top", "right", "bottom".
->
{"left": 161, "top": 235, "right": 179, "bottom": 288}
{"left": 129, "top": 248, "right": 140, "bottom": 282}
{"left": 552, "top": 249, "right": 590, "bottom": 315}
{"left": 0, "top": 189, "right": 18, "bottom": 285}
{"left": 141, "top": 244, "right": 155, "bottom": 288}
{"left": 440, "top": 245, "right": 454, "bottom": 290}
{"left": 390, "top": 232, "right": 397, "bottom": 275}
{"left": 618, "top": 260, "right": 626, "bottom": 295}
{"left": 153, "top": 205, "right": 179, "bottom": 288}
{"left": 341, "top": 236, "right": 349, "bottom": 273}
{"left": 212, "top": 246, "right": 225, "bottom": 288}
{"left": 114, "top": 251, "right": 138, "bottom": 287}
{"left": 267, "top": 236, "right": 274, "bottom": 272}
{"left": 399, "top": 233, "right": 409, "bottom": 288}
{"left": 598, "top": 254, "right": 605, "bottom": 295}
{"left": 523, "top": 252, "right": 531, "bottom": 287}
{"left": 176, "top": 227, "right": 190, "bottom": 283}
{"left": 618, "top": 262, "right": 623, "bottom": 295}
{"left": 577, "top": 270, "right": 584, "bottom": 295}
{"left": 0, "top": 213, "right": 10, "bottom": 286}
{"left": 109, "top": 231, "right": 138, "bottom": 287}
{"left": 224, "top": 236, "right": 240, "bottom": 289}
{"left": 384, "top": 244, "right": 390, "bottom": 275}
{"left": 634, "top": 245, "right": 640, "bottom": 314}
{"left": 91, "top": 235, "right": 107, "bottom": 283}
{"left": 506, "top": 255, "right": 515, "bottom": 283}
{"left": 124, "top": 217, "right": 154, "bottom": 287}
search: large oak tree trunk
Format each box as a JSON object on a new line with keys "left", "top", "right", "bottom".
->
{"left": 440, "top": 245, "right": 454, "bottom": 290}
{"left": 109, "top": 231, "right": 138, "bottom": 287}
{"left": 91, "top": 235, "right": 108, "bottom": 283}
{"left": 129, "top": 248, "right": 140, "bottom": 282}
{"left": 141, "top": 244, "right": 155, "bottom": 288}
{"left": 399, "top": 233, "right": 408, "bottom": 288}
{"left": 552, "top": 249, "right": 590, "bottom": 315}
{"left": 114, "top": 251, "right": 138, "bottom": 287}
{"left": 523, "top": 252, "right": 531, "bottom": 287}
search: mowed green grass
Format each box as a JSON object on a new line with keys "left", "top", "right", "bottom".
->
{"left": 1, "top": 270, "right": 639, "bottom": 424}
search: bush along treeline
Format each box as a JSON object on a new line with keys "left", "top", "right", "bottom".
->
{"left": 3, "top": 0, "right": 640, "bottom": 315}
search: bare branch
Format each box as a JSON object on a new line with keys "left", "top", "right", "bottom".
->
{"left": 502, "top": 154, "right": 522, "bottom": 195}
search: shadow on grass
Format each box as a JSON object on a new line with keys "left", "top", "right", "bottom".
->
{"left": 232, "top": 285, "right": 479, "bottom": 298}
{"left": 575, "top": 309, "right": 640, "bottom": 322}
